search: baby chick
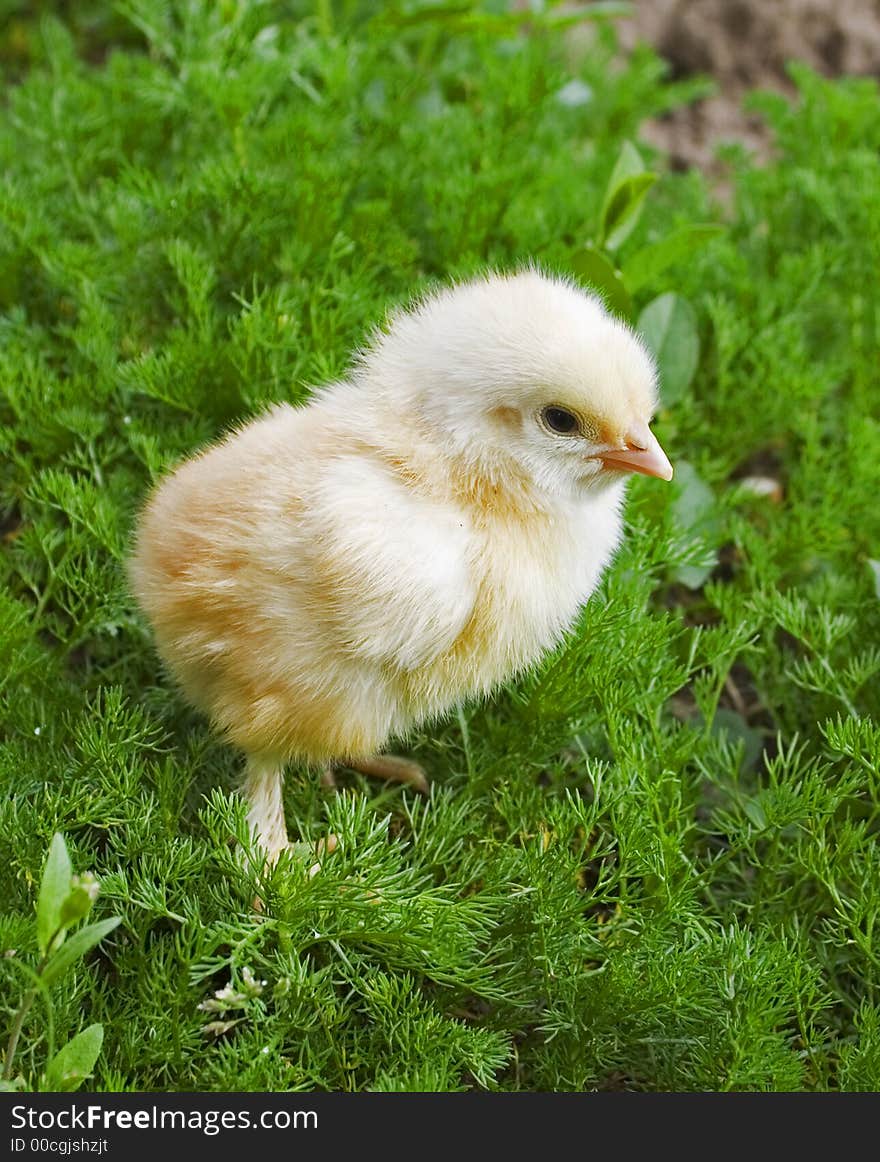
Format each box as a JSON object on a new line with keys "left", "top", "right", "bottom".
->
{"left": 128, "top": 270, "right": 672, "bottom": 863}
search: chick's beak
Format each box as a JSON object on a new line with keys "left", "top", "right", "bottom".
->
{"left": 598, "top": 419, "right": 673, "bottom": 481}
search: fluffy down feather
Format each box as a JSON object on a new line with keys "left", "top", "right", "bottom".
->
{"left": 128, "top": 269, "right": 672, "bottom": 859}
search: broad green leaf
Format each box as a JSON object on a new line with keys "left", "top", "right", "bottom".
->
{"left": 637, "top": 292, "right": 700, "bottom": 405}
{"left": 743, "top": 796, "right": 768, "bottom": 831}
{"left": 670, "top": 460, "right": 720, "bottom": 590}
{"left": 601, "top": 174, "right": 658, "bottom": 252}
{"left": 43, "top": 1024, "right": 104, "bottom": 1092}
{"left": 58, "top": 878, "right": 98, "bottom": 928}
{"left": 688, "top": 708, "right": 764, "bottom": 773}
{"left": 622, "top": 224, "right": 724, "bottom": 293}
{"left": 599, "top": 171, "right": 655, "bottom": 252}
{"left": 570, "top": 245, "right": 633, "bottom": 319}
{"left": 601, "top": 141, "right": 644, "bottom": 206}
{"left": 869, "top": 559, "right": 880, "bottom": 600}
{"left": 36, "top": 833, "right": 72, "bottom": 957}
{"left": 712, "top": 709, "right": 765, "bottom": 773}
{"left": 672, "top": 461, "right": 715, "bottom": 528}
{"left": 599, "top": 142, "right": 657, "bottom": 251}
{"left": 42, "top": 917, "right": 121, "bottom": 987}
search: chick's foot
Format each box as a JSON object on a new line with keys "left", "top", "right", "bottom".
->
{"left": 339, "top": 754, "right": 429, "bottom": 794}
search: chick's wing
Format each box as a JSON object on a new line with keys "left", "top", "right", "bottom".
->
{"left": 302, "top": 455, "right": 475, "bottom": 672}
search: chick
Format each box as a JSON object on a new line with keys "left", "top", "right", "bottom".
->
{"left": 128, "top": 269, "right": 672, "bottom": 864}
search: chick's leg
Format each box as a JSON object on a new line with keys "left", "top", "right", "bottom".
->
{"left": 241, "top": 755, "right": 290, "bottom": 864}
{"left": 341, "top": 754, "right": 429, "bottom": 794}
{"left": 242, "top": 756, "right": 338, "bottom": 881}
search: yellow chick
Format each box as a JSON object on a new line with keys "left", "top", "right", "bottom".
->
{"left": 128, "top": 270, "right": 672, "bottom": 863}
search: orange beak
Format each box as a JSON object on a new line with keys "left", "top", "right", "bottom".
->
{"left": 598, "top": 419, "right": 674, "bottom": 481}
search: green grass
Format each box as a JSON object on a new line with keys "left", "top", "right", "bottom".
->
{"left": 2, "top": 1, "right": 880, "bottom": 1092}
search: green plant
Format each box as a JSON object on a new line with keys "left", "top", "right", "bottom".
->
{"left": 570, "top": 138, "right": 721, "bottom": 408}
{"left": 0, "top": 2, "right": 878, "bottom": 1092}
{"left": 2, "top": 834, "right": 120, "bottom": 1091}
{"left": 567, "top": 138, "right": 725, "bottom": 592}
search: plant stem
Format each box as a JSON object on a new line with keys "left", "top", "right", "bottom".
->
{"left": 457, "top": 705, "right": 475, "bottom": 781}
{"left": 3, "top": 944, "right": 53, "bottom": 1081}
{"left": 3, "top": 987, "right": 37, "bottom": 1081}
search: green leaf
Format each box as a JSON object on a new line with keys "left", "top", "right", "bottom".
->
{"left": 670, "top": 460, "right": 720, "bottom": 590}
{"left": 743, "top": 796, "right": 768, "bottom": 831}
{"left": 601, "top": 141, "right": 644, "bottom": 207}
{"left": 712, "top": 709, "right": 765, "bottom": 773}
{"left": 36, "top": 833, "right": 72, "bottom": 957}
{"left": 672, "top": 461, "right": 715, "bottom": 527}
{"left": 42, "top": 917, "right": 121, "bottom": 987}
{"left": 42, "top": 1024, "right": 104, "bottom": 1092}
{"left": 868, "top": 559, "right": 880, "bottom": 600}
{"left": 621, "top": 224, "right": 724, "bottom": 293}
{"left": 58, "top": 884, "right": 95, "bottom": 928}
{"left": 601, "top": 174, "right": 657, "bottom": 252}
{"left": 637, "top": 292, "right": 700, "bottom": 406}
{"left": 599, "top": 142, "right": 657, "bottom": 251}
{"left": 570, "top": 245, "right": 633, "bottom": 319}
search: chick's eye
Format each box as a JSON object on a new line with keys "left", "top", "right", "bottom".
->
{"left": 541, "top": 406, "right": 580, "bottom": 436}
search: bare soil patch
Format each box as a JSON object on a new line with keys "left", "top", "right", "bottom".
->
{"left": 617, "top": 0, "right": 880, "bottom": 170}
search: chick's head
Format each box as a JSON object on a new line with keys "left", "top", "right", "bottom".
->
{"left": 359, "top": 269, "right": 672, "bottom": 497}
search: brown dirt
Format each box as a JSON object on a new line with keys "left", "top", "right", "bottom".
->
{"left": 616, "top": 0, "right": 880, "bottom": 171}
